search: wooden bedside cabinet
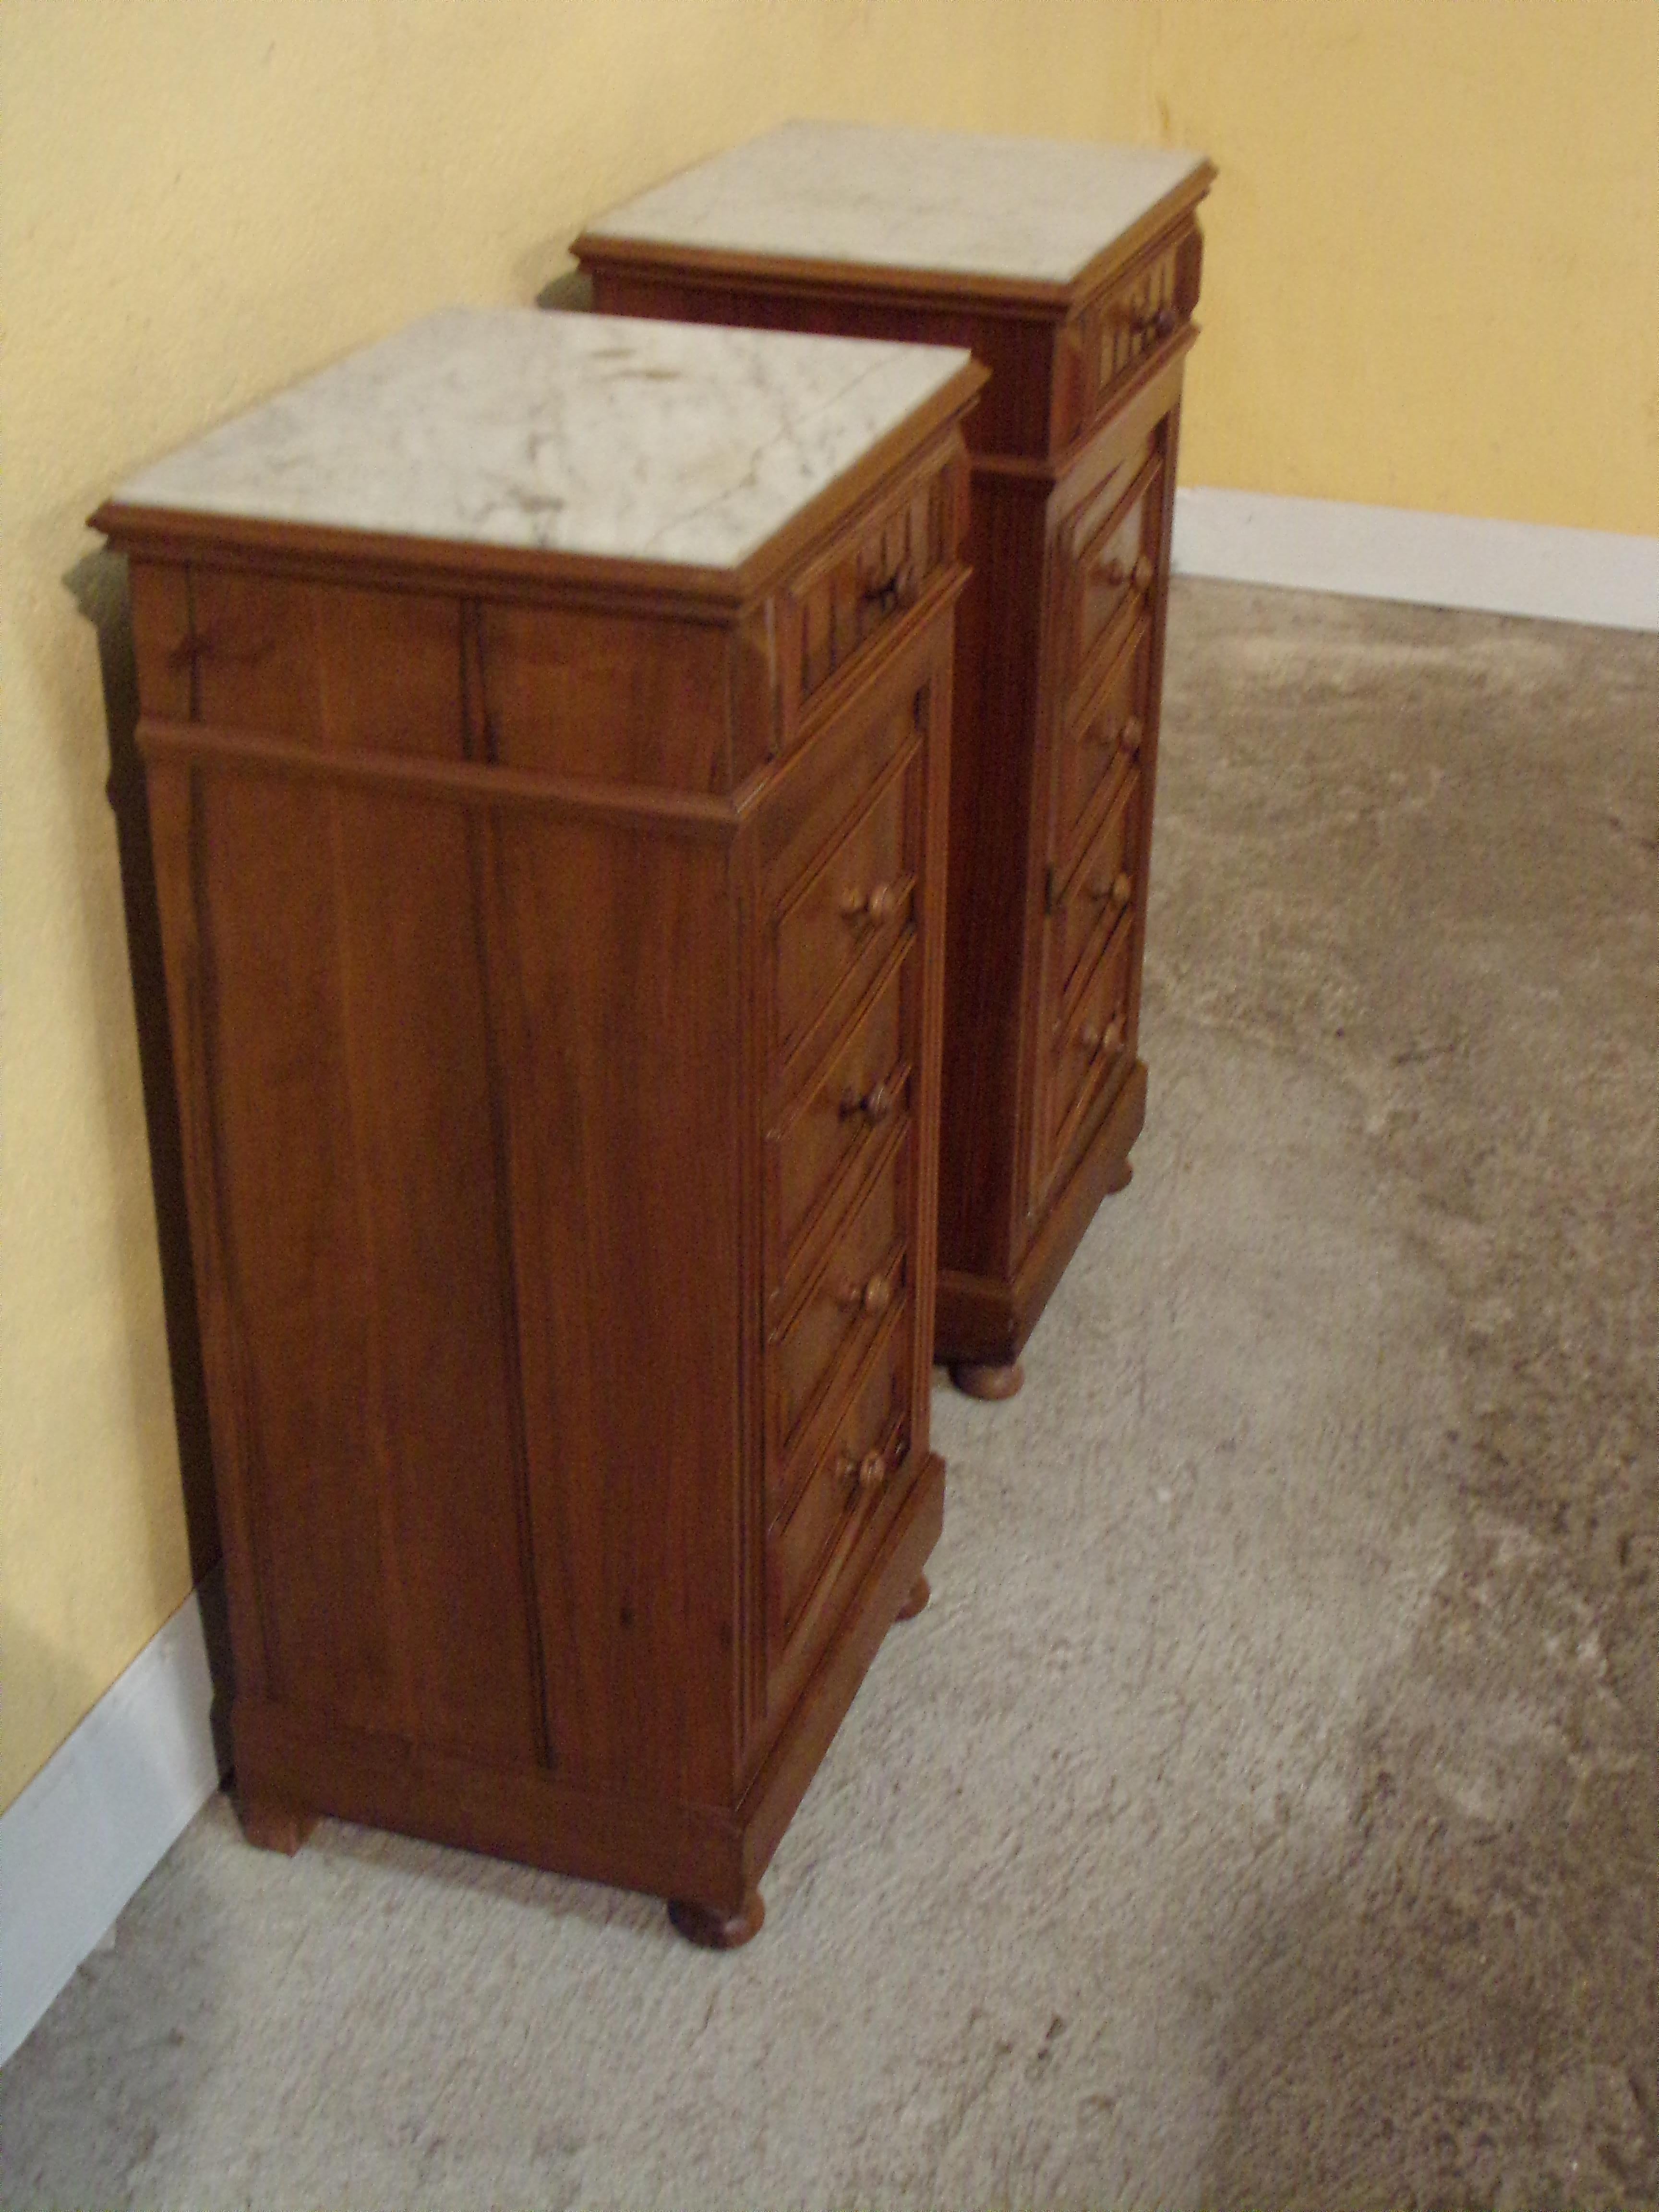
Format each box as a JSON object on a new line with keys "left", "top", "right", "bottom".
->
{"left": 577, "top": 123, "right": 1215, "bottom": 1396}
{"left": 96, "top": 307, "right": 984, "bottom": 1945}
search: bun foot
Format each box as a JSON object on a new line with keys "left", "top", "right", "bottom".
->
{"left": 239, "top": 1792, "right": 317, "bottom": 1856}
{"left": 950, "top": 1358, "right": 1024, "bottom": 1401}
{"left": 668, "top": 1888, "right": 765, "bottom": 1950}
{"left": 1104, "top": 1155, "right": 1134, "bottom": 1195}
{"left": 896, "top": 1573, "right": 931, "bottom": 1621}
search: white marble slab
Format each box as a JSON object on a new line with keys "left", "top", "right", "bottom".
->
{"left": 107, "top": 308, "right": 973, "bottom": 570}
{"left": 582, "top": 122, "right": 1209, "bottom": 288}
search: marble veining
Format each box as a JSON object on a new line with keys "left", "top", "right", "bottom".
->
{"left": 107, "top": 308, "right": 972, "bottom": 569}
{"left": 582, "top": 121, "right": 1209, "bottom": 286}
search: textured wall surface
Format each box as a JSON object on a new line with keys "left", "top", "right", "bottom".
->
{"left": 3, "top": 0, "right": 1655, "bottom": 1814}
{"left": 1144, "top": 0, "right": 1659, "bottom": 534}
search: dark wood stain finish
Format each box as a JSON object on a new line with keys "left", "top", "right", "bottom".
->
{"left": 96, "top": 360, "right": 981, "bottom": 1940}
{"left": 577, "top": 159, "right": 1212, "bottom": 1390}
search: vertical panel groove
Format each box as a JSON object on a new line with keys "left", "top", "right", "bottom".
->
{"left": 469, "top": 807, "right": 556, "bottom": 1769}
{"left": 325, "top": 787, "right": 415, "bottom": 1743}
{"left": 185, "top": 767, "right": 281, "bottom": 1700}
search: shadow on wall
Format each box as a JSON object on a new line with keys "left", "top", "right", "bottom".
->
{"left": 62, "top": 549, "right": 221, "bottom": 1606}
{"left": 532, "top": 265, "right": 594, "bottom": 314}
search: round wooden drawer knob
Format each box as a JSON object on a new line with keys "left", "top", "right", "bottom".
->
{"left": 1102, "top": 556, "right": 1129, "bottom": 587}
{"left": 841, "top": 1077, "right": 896, "bottom": 1124}
{"left": 837, "top": 1444, "right": 890, "bottom": 1494}
{"left": 1132, "top": 554, "right": 1154, "bottom": 592}
{"left": 1080, "top": 1017, "right": 1124, "bottom": 1062}
{"left": 840, "top": 881, "right": 900, "bottom": 926}
{"left": 1121, "top": 716, "right": 1144, "bottom": 756}
{"left": 1113, "top": 870, "right": 1132, "bottom": 908}
{"left": 861, "top": 563, "right": 913, "bottom": 616}
{"left": 840, "top": 1273, "right": 893, "bottom": 1316}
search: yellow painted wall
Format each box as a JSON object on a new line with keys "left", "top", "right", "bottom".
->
{"left": 3, "top": 0, "right": 1654, "bottom": 1815}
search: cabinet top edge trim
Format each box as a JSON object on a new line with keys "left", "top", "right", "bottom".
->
{"left": 573, "top": 167, "right": 1214, "bottom": 318}
{"left": 92, "top": 380, "right": 983, "bottom": 613}
{"left": 96, "top": 307, "right": 979, "bottom": 578}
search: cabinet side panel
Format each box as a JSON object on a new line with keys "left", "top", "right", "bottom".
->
{"left": 192, "top": 766, "right": 542, "bottom": 1762}
{"left": 936, "top": 474, "right": 1048, "bottom": 1276}
{"left": 477, "top": 604, "right": 732, "bottom": 793}
{"left": 487, "top": 818, "right": 740, "bottom": 1809}
{"left": 189, "top": 571, "right": 466, "bottom": 757}
{"left": 145, "top": 761, "right": 274, "bottom": 1705}
{"left": 130, "top": 562, "right": 194, "bottom": 718}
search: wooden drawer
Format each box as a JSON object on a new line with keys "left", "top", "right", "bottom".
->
{"left": 1086, "top": 238, "right": 1187, "bottom": 414}
{"left": 1041, "top": 910, "right": 1135, "bottom": 1187}
{"left": 768, "top": 1127, "right": 910, "bottom": 1492}
{"left": 767, "top": 942, "right": 914, "bottom": 1307}
{"left": 1048, "top": 767, "right": 1142, "bottom": 1012}
{"left": 769, "top": 1302, "right": 910, "bottom": 1657}
{"left": 783, "top": 454, "right": 952, "bottom": 713}
{"left": 1063, "top": 458, "right": 1162, "bottom": 695}
{"left": 1056, "top": 619, "right": 1150, "bottom": 878}
{"left": 771, "top": 739, "right": 918, "bottom": 1077}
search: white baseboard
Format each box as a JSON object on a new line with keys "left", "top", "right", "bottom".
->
{"left": 1172, "top": 487, "right": 1659, "bottom": 634}
{"left": 0, "top": 1570, "right": 229, "bottom": 2069}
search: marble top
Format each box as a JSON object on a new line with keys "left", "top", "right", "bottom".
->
{"left": 581, "top": 122, "right": 1210, "bottom": 287}
{"left": 106, "top": 308, "right": 973, "bottom": 570}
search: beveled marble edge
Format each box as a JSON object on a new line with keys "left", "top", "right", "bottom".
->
{"left": 102, "top": 309, "right": 975, "bottom": 572}
{"left": 581, "top": 122, "right": 1211, "bottom": 288}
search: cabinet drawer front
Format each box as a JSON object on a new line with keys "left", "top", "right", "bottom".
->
{"left": 1057, "top": 620, "right": 1151, "bottom": 878}
{"left": 1088, "top": 241, "right": 1187, "bottom": 414}
{"left": 1065, "top": 459, "right": 1162, "bottom": 695}
{"left": 786, "top": 459, "right": 950, "bottom": 713}
{"left": 1042, "top": 912, "right": 1135, "bottom": 1184}
{"left": 1055, "top": 224, "right": 1204, "bottom": 449}
{"left": 769, "top": 1129, "right": 910, "bottom": 1488}
{"left": 1050, "top": 769, "right": 1142, "bottom": 1013}
{"left": 769, "top": 1304, "right": 911, "bottom": 1653}
{"left": 772, "top": 744, "right": 917, "bottom": 1074}
{"left": 769, "top": 945, "right": 914, "bottom": 1301}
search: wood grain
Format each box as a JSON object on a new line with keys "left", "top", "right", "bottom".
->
{"left": 105, "top": 367, "right": 973, "bottom": 1936}
{"left": 580, "top": 187, "right": 1210, "bottom": 1376}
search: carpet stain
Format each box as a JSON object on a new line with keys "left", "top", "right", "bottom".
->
{"left": 1155, "top": 585, "right": 1659, "bottom": 2211}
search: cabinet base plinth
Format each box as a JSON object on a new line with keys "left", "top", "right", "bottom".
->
{"left": 239, "top": 1792, "right": 317, "bottom": 1857}
{"left": 895, "top": 1572, "right": 932, "bottom": 1619}
{"left": 669, "top": 1889, "right": 765, "bottom": 1949}
{"left": 950, "top": 1360, "right": 1024, "bottom": 1401}
{"left": 226, "top": 1455, "right": 946, "bottom": 1930}
{"left": 937, "top": 1058, "right": 1148, "bottom": 1369}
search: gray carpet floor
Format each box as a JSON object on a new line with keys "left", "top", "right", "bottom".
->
{"left": 3, "top": 580, "right": 1656, "bottom": 2208}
